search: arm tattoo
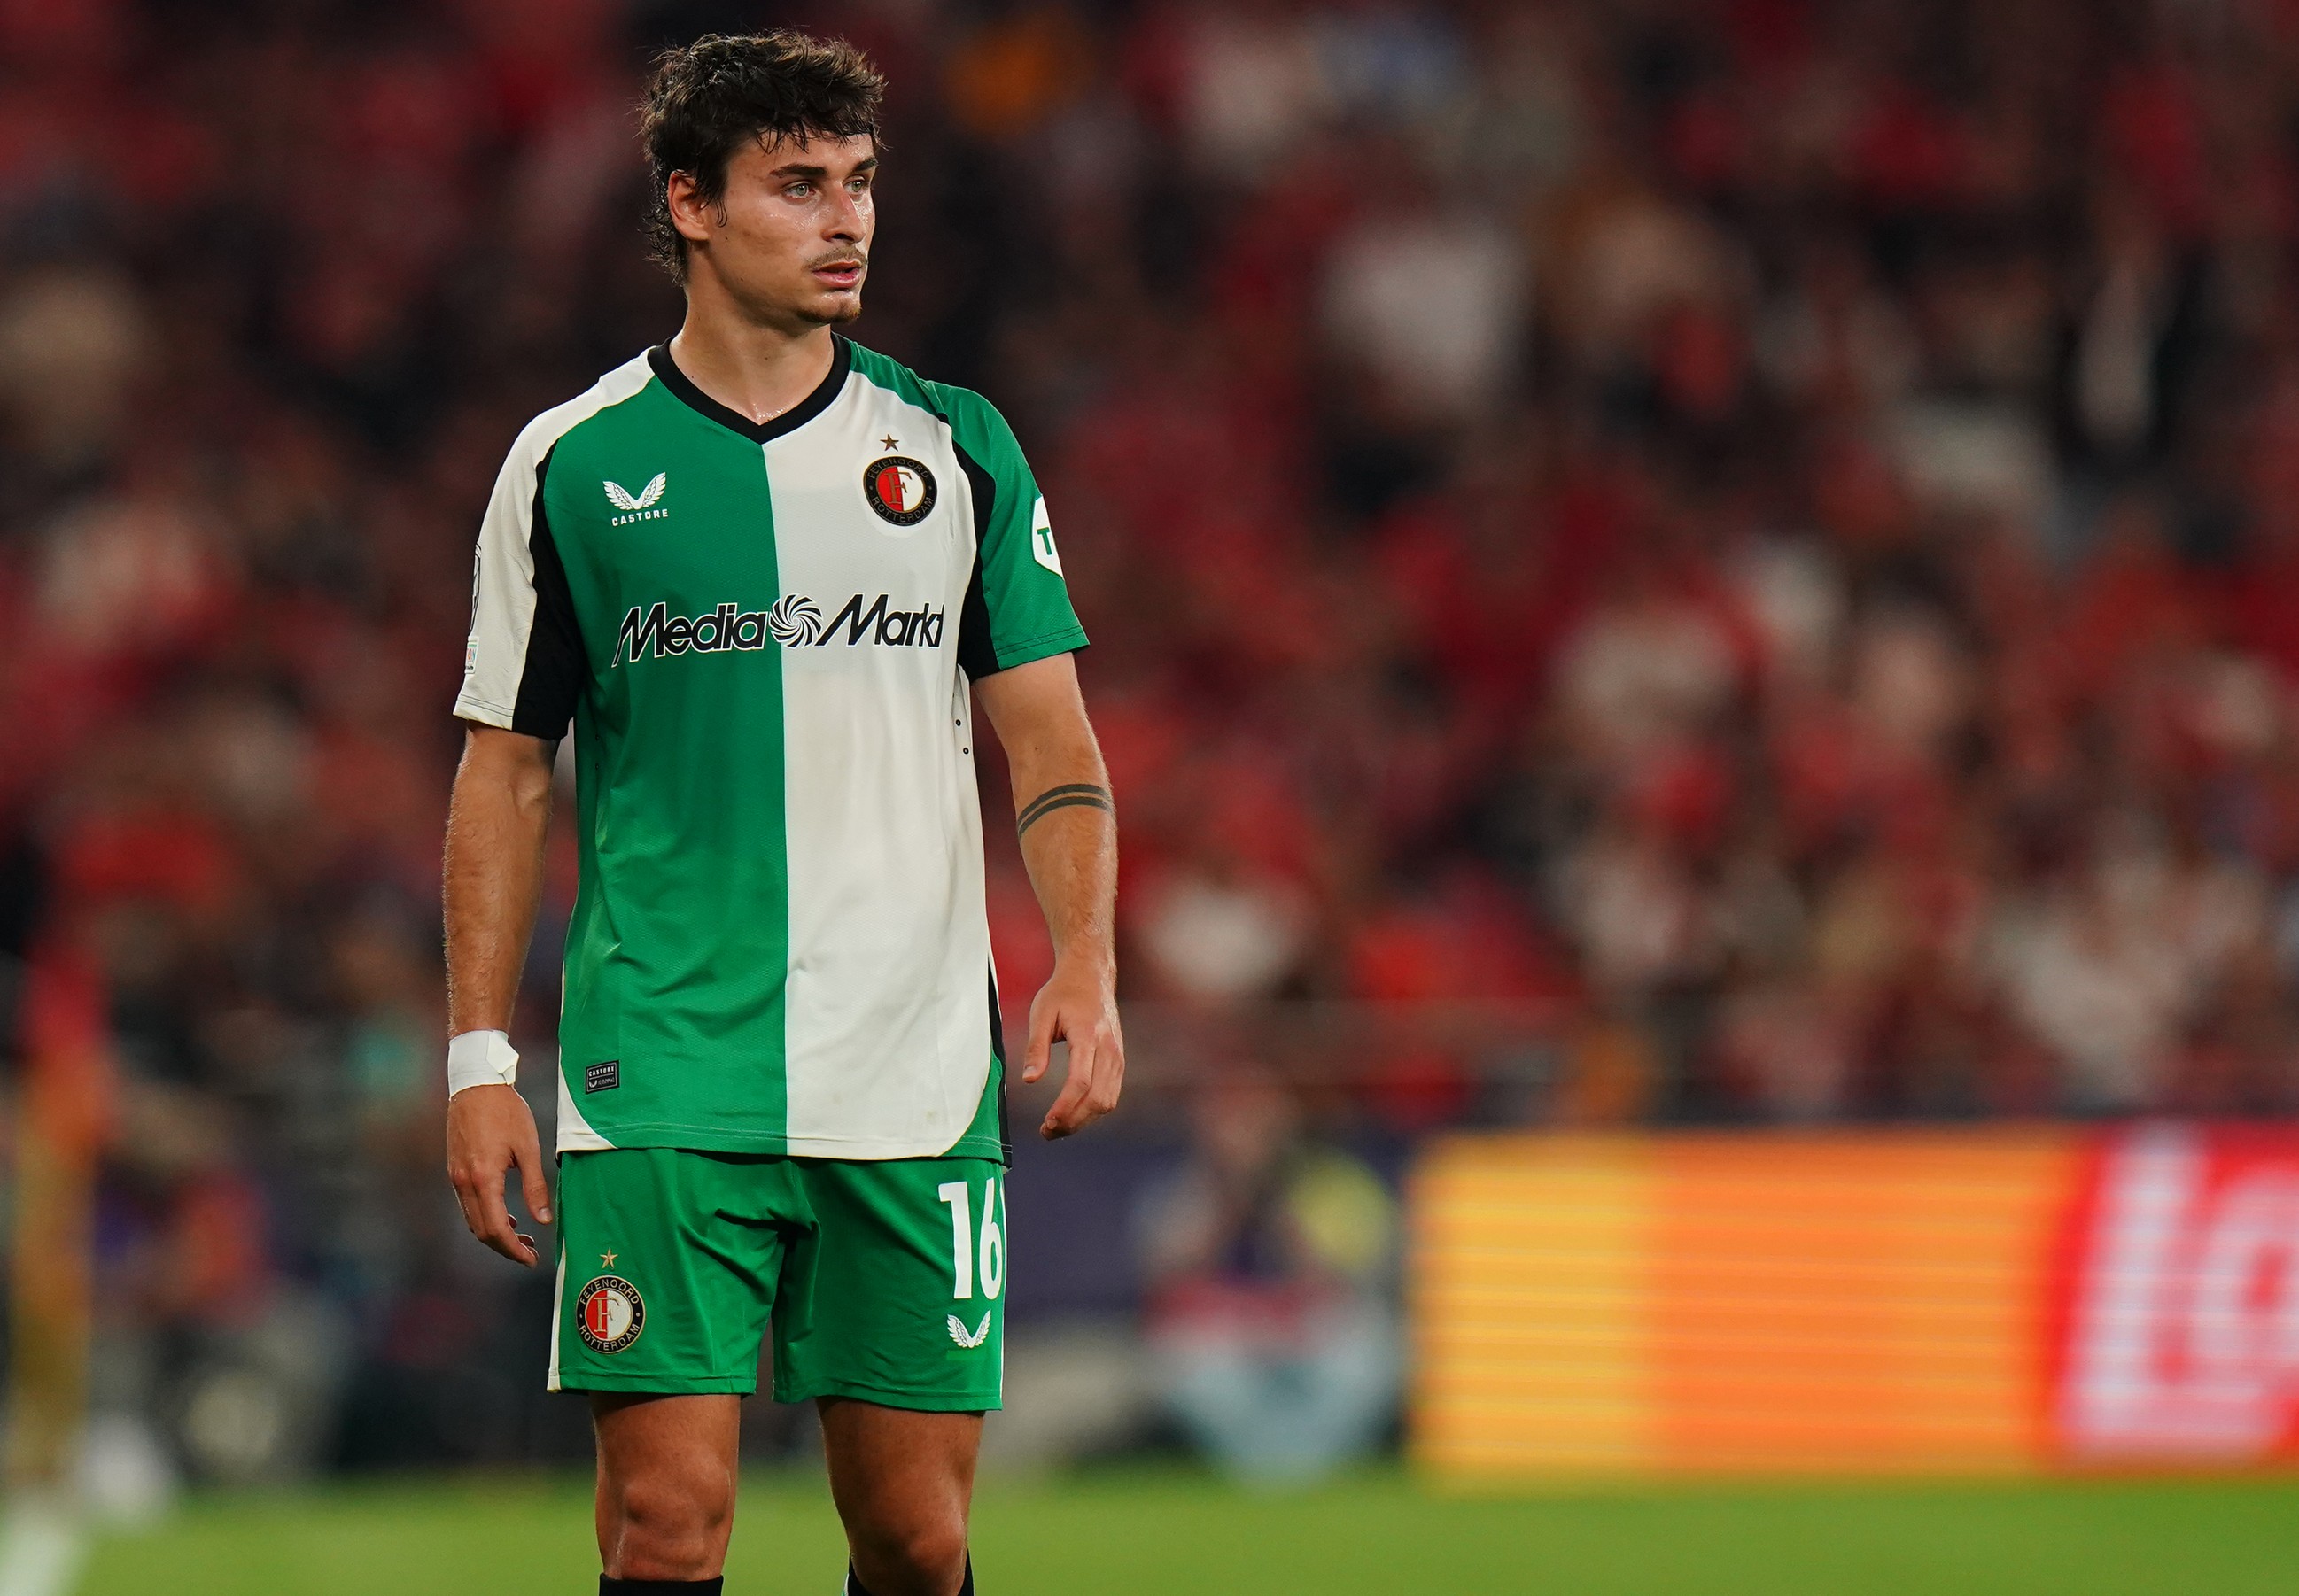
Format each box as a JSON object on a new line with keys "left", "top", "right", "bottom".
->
{"left": 1016, "top": 782, "right": 1114, "bottom": 839}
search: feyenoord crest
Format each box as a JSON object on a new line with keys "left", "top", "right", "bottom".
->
{"left": 576, "top": 1274, "right": 645, "bottom": 1353}
{"left": 863, "top": 454, "right": 936, "bottom": 525}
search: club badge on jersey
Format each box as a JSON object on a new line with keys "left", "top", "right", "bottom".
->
{"left": 864, "top": 453, "right": 936, "bottom": 525}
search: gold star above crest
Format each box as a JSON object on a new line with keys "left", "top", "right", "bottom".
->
{"left": 599, "top": 1249, "right": 618, "bottom": 1268}
{"left": 881, "top": 435, "right": 899, "bottom": 451}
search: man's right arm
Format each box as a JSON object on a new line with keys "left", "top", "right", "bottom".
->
{"left": 442, "top": 724, "right": 558, "bottom": 1267}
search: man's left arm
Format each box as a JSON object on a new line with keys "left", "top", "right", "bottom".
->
{"left": 975, "top": 652, "right": 1122, "bottom": 1139}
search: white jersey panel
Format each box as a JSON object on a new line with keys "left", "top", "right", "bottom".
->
{"left": 455, "top": 353, "right": 653, "bottom": 729}
{"left": 768, "top": 371, "right": 996, "bottom": 1157}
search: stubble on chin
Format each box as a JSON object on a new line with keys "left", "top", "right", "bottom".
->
{"left": 804, "top": 252, "right": 867, "bottom": 326}
{"left": 766, "top": 281, "right": 864, "bottom": 329}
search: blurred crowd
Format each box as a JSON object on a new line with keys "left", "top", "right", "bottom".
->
{"left": 1071, "top": 0, "right": 2299, "bottom": 1132}
{"left": 6, "top": 0, "right": 2299, "bottom": 1476}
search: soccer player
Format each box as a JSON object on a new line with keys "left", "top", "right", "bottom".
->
{"left": 439, "top": 32, "right": 1121, "bottom": 1596}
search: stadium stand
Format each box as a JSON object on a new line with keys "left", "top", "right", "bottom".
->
{"left": 3, "top": 0, "right": 2298, "bottom": 1472}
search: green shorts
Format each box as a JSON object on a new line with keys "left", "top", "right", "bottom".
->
{"left": 548, "top": 1147, "right": 1009, "bottom": 1411}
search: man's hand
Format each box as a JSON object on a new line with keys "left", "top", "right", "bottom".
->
{"left": 443, "top": 725, "right": 556, "bottom": 1265}
{"left": 975, "top": 654, "right": 1122, "bottom": 1138}
{"left": 1024, "top": 954, "right": 1124, "bottom": 1139}
{"left": 446, "top": 1084, "right": 553, "bottom": 1267}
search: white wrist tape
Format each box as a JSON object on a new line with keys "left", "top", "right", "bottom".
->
{"left": 447, "top": 1029, "right": 519, "bottom": 1096}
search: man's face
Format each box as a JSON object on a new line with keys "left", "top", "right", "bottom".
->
{"left": 670, "top": 132, "right": 876, "bottom": 329}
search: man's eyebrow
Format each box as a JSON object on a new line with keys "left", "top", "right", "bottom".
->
{"left": 767, "top": 156, "right": 880, "bottom": 179}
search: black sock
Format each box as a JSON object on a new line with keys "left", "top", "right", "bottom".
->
{"left": 601, "top": 1579, "right": 724, "bottom": 1595}
{"left": 845, "top": 1556, "right": 972, "bottom": 1595}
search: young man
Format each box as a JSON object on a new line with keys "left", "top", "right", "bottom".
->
{"left": 441, "top": 32, "right": 1121, "bottom": 1596}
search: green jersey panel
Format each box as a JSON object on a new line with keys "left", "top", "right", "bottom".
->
{"left": 549, "top": 381, "right": 793, "bottom": 1148}
{"left": 938, "top": 381, "right": 1089, "bottom": 671}
{"left": 454, "top": 339, "right": 1081, "bottom": 1161}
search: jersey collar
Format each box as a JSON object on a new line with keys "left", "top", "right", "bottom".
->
{"left": 647, "top": 335, "right": 851, "bottom": 445}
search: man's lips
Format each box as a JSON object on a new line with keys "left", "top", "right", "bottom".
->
{"left": 813, "top": 260, "right": 865, "bottom": 288}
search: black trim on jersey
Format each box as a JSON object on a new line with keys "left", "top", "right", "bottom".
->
{"left": 648, "top": 336, "right": 851, "bottom": 444}
{"left": 953, "top": 440, "right": 1001, "bottom": 679}
{"left": 986, "top": 962, "right": 1011, "bottom": 1165}
{"left": 510, "top": 445, "right": 586, "bottom": 739}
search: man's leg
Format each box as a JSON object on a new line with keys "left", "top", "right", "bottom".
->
{"left": 558, "top": 1150, "right": 804, "bottom": 1589}
{"left": 819, "top": 1398, "right": 982, "bottom": 1596}
{"left": 780, "top": 1151, "right": 1005, "bottom": 1594}
{"left": 593, "top": 1392, "right": 742, "bottom": 1586}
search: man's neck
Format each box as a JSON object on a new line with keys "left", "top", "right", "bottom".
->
{"left": 666, "top": 300, "right": 837, "bottom": 428}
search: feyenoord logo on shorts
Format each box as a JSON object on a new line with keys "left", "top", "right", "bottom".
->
{"left": 863, "top": 454, "right": 936, "bottom": 525}
{"left": 576, "top": 1274, "right": 645, "bottom": 1354}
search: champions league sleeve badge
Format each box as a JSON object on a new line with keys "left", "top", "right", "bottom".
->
{"left": 863, "top": 453, "right": 936, "bottom": 525}
{"left": 575, "top": 1274, "right": 647, "bottom": 1353}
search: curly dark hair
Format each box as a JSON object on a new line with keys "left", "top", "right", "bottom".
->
{"left": 638, "top": 31, "right": 886, "bottom": 283}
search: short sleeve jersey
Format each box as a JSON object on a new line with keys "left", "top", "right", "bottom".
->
{"left": 455, "top": 338, "right": 1086, "bottom": 1159}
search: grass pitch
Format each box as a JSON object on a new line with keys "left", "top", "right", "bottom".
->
{"left": 81, "top": 1468, "right": 2299, "bottom": 1595}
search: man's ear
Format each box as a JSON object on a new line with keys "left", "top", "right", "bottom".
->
{"left": 666, "top": 172, "right": 724, "bottom": 246}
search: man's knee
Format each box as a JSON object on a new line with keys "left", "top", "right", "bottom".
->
{"left": 604, "top": 1463, "right": 735, "bottom": 1577}
{"left": 852, "top": 1510, "right": 968, "bottom": 1591}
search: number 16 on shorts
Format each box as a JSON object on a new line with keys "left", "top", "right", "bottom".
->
{"left": 937, "top": 1176, "right": 1005, "bottom": 1303}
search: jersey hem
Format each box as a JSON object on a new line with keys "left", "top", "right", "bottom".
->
{"left": 986, "top": 624, "right": 1090, "bottom": 676}
{"left": 554, "top": 1126, "right": 1008, "bottom": 1162}
{"left": 451, "top": 695, "right": 516, "bottom": 727}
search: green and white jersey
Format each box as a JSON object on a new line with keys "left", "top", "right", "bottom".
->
{"left": 454, "top": 337, "right": 1085, "bottom": 1160}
